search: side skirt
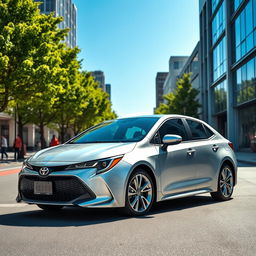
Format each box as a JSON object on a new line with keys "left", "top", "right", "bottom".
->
{"left": 160, "top": 189, "right": 212, "bottom": 201}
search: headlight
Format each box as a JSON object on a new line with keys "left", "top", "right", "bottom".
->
{"left": 22, "top": 159, "right": 33, "bottom": 171}
{"left": 65, "top": 155, "right": 123, "bottom": 174}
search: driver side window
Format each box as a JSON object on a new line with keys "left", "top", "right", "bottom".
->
{"left": 157, "top": 119, "right": 188, "bottom": 143}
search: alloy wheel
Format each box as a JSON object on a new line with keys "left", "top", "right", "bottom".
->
{"left": 127, "top": 173, "right": 153, "bottom": 213}
{"left": 220, "top": 167, "right": 233, "bottom": 198}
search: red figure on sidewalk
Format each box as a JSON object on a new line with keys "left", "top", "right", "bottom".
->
{"left": 50, "top": 135, "right": 60, "bottom": 147}
{"left": 13, "top": 135, "right": 22, "bottom": 160}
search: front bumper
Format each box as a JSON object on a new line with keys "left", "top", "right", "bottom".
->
{"left": 18, "top": 160, "right": 132, "bottom": 208}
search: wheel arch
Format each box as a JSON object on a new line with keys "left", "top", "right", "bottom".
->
{"left": 220, "top": 158, "right": 237, "bottom": 185}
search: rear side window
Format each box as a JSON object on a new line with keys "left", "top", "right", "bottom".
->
{"left": 158, "top": 119, "right": 188, "bottom": 142}
{"left": 204, "top": 125, "right": 214, "bottom": 138}
{"left": 186, "top": 119, "right": 209, "bottom": 140}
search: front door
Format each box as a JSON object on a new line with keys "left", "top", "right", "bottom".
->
{"left": 153, "top": 119, "right": 198, "bottom": 197}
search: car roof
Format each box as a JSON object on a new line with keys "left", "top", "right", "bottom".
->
{"left": 116, "top": 114, "right": 201, "bottom": 121}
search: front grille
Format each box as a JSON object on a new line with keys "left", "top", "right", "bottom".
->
{"left": 19, "top": 175, "right": 95, "bottom": 202}
{"left": 30, "top": 165, "right": 68, "bottom": 173}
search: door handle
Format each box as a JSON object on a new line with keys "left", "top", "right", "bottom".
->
{"left": 187, "top": 148, "right": 196, "bottom": 156}
{"left": 212, "top": 144, "right": 219, "bottom": 152}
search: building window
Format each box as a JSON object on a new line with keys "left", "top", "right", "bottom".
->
{"left": 214, "top": 80, "right": 227, "bottom": 113}
{"left": 236, "top": 56, "right": 256, "bottom": 105}
{"left": 35, "top": 0, "right": 44, "bottom": 12}
{"left": 192, "top": 54, "right": 199, "bottom": 75}
{"left": 212, "top": 1, "right": 225, "bottom": 44}
{"left": 234, "top": 0, "right": 256, "bottom": 62}
{"left": 46, "top": 0, "right": 55, "bottom": 12}
{"left": 238, "top": 105, "right": 256, "bottom": 148}
{"left": 212, "top": 0, "right": 221, "bottom": 14}
{"left": 173, "top": 61, "right": 179, "bottom": 69}
{"left": 233, "top": 0, "right": 243, "bottom": 12}
{"left": 213, "top": 37, "right": 226, "bottom": 81}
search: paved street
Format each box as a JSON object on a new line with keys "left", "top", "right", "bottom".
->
{"left": 0, "top": 163, "right": 256, "bottom": 256}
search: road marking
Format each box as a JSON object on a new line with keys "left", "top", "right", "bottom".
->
{"left": 0, "top": 203, "right": 27, "bottom": 207}
{"left": 0, "top": 169, "right": 21, "bottom": 176}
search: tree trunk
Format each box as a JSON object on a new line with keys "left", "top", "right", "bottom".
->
{"left": 39, "top": 123, "right": 47, "bottom": 149}
{"left": 17, "top": 118, "right": 25, "bottom": 159}
{"left": 60, "top": 124, "right": 65, "bottom": 144}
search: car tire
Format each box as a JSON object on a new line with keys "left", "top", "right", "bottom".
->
{"left": 37, "top": 204, "right": 64, "bottom": 211}
{"left": 211, "top": 164, "right": 234, "bottom": 201}
{"left": 123, "top": 169, "right": 155, "bottom": 216}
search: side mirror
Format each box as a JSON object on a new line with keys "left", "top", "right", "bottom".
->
{"left": 162, "top": 134, "right": 182, "bottom": 150}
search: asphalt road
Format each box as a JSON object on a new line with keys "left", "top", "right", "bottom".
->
{"left": 0, "top": 164, "right": 256, "bottom": 256}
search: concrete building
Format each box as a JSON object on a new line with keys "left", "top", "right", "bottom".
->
{"left": 163, "top": 56, "right": 189, "bottom": 97}
{"left": 92, "top": 71, "right": 106, "bottom": 92}
{"left": 34, "top": 0, "right": 77, "bottom": 48}
{"left": 178, "top": 42, "right": 201, "bottom": 116}
{"left": 105, "top": 84, "right": 111, "bottom": 100}
{"left": 155, "top": 72, "right": 168, "bottom": 109}
{"left": 179, "top": 43, "right": 200, "bottom": 91}
{"left": 0, "top": 113, "right": 57, "bottom": 150}
{"left": 199, "top": 0, "right": 256, "bottom": 151}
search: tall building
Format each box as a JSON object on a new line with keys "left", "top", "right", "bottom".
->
{"left": 199, "top": 0, "right": 256, "bottom": 150}
{"left": 178, "top": 42, "right": 201, "bottom": 116}
{"left": 105, "top": 84, "right": 111, "bottom": 100}
{"left": 163, "top": 56, "right": 189, "bottom": 96}
{"left": 92, "top": 71, "right": 106, "bottom": 92}
{"left": 155, "top": 72, "right": 168, "bottom": 110}
{"left": 34, "top": 0, "right": 77, "bottom": 48}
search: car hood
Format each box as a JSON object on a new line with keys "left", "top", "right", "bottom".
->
{"left": 29, "top": 142, "right": 136, "bottom": 164}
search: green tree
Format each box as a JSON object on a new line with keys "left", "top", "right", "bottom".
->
{"left": 0, "top": 0, "right": 69, "bottom": 151}
{"left": 0, "top": 0, "right": 67, "bottom": 111}
{"left": 71, "top": 71, "right": 117, "bottom": 135}
{"left": 0, "top": 0, "right": 117, "bottom": 151}
{"left": 155, "top": 73, "right": 200, "bottom": 117}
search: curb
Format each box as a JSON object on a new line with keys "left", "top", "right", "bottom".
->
{"left": 237, "top": 159, "right": 256, "bottom": 165}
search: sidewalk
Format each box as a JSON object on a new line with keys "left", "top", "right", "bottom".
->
{"left": 0, "top": 151, "right": 36, "bottom": 170}
{"left": 235, "top": 151, "right": 256, "bottom": 165}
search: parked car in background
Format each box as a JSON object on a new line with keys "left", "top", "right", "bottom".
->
{"left": 17, "top": 115, "right": 237, "bottom": 216}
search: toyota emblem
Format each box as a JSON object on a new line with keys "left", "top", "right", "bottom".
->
{"left": 39, "top": 167, "right": 50, "bottom": 176}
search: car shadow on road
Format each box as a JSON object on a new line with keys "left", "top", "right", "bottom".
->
{"left": 0, "top": 195, "right": 225, "bottom": 227}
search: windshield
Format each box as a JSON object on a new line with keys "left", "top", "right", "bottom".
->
{"left": 69, "top": 117, "right": 159, "bottom": 143}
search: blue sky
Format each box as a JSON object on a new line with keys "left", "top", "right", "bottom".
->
{"left": 73, "top": 0, "right": 199, "bottom": 116}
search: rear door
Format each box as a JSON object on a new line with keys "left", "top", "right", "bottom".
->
{"left": 184, "top": 119, "right": 220, "bottom": 190}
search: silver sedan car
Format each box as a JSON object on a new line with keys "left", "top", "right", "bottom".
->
{"left": 17, "top": 115, "right": 237, "bottom": 216}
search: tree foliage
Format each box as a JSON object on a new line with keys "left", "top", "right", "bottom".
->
{"left": 155, "top": 73, "right": 201, "bottom": 118}
{"left": 0, "top": 0, "right": 116, "bottom": 152}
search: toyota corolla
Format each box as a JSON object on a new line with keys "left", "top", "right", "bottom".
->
{"left": 17, "top": 115, "right": 237, "bottom": 215}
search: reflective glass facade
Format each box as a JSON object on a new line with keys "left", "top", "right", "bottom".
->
{"left": 236, "top": 56, "right": 256, "bottom": 104}
{"left": 212, "top": 0, "right": 221, "bottom": 13}
{"left": 212, "top": 1, "right": 225, "bottom": 44}
{"left": 238, "top": 105, "right": 256, "bottom": 148}
{"left": 200, "top": 0, "right": 256, "bottom": 150}
{"left": 46, "top": 0, "right": 55, "bottom": 12}
{"left": 234, "top": 0, "right": 256, "bottom": 61}
{"left": 214, "top": 80, "right": 227, "bottom": 113}
{"left": 234, "top": 0, "right": 243, "bottom": 11}
{"left": 213, "top": 37, "right": 226, "bottom": 81}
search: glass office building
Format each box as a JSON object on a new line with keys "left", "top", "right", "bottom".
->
{"left": 34, "top": 0, "right": 77, "bottom": 48}
{"left": 199, "top": 0, "right": 256, "bottom": 150}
